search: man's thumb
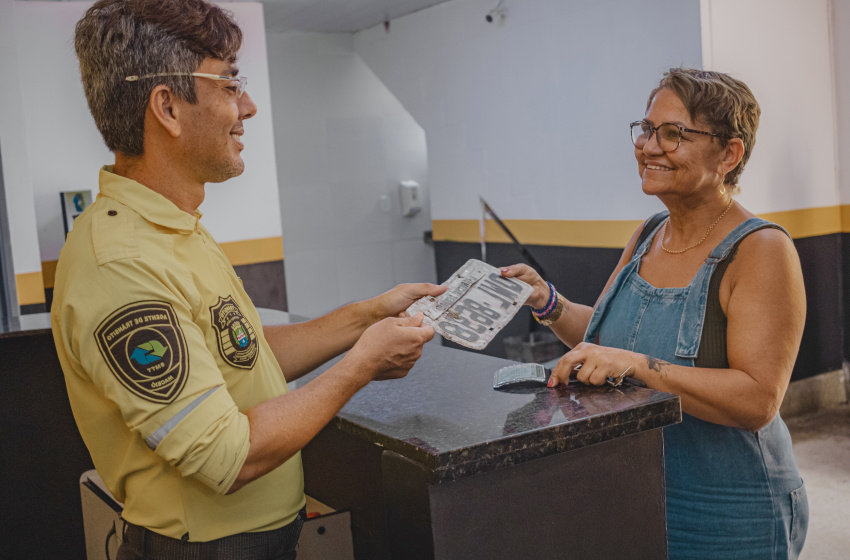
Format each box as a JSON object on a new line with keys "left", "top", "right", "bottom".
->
{"left": 401, "top": 312, "right": 425, "bottom": 327}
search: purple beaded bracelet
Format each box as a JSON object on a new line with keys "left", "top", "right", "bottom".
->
{"left": 531, "top": 282, "right": 557, "bottom": 318}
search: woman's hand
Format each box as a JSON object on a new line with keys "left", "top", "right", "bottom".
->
{"left": 548, "top": 342, "right": 642, "bottom": 387}
{"left": 500, "top": 264, "right": 550, "bottom": 309}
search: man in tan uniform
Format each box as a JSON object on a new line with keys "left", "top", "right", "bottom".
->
{"left": 51, "top": 1, "right": 444, "bottom": 558}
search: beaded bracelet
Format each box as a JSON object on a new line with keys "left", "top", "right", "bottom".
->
{"left": 531, "top": 282, "right": 557, "bottom": 317}
{"left": 534, "top": 294, "right": 565, "bottom": 326}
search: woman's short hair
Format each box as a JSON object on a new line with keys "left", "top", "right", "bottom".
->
{"left": 648, "top": 68, "right": 760, "bottom": 187}
{"left": 75, "top": 0, "right": 242, "bottom": 156}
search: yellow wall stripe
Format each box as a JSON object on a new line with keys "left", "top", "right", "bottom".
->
{"left": 433, "top": 219, "right": 644, "bottom": 248}
{"left": 40, "top": 260, "right": 58, "bottom": 291}
{"left": 20, "top": 236, "right": 284, "bottom": 305}
{"left": 434, "top": 205, "right": 850, "bottom": 247}
{"left": 219, "top": 236, "right": 284, "bottom": 267}
{"left": 15, "top": 271, "right": 45, "bottom": 306}
{"left": 759, "top": 206, "right": 843, "bottom": 239}
{"left": 12, "top": 204, "right": 850, "bottom": 306}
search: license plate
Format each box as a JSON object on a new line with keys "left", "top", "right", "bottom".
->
{"left": 406, "top": 259, "right": 532, "bottom": 350}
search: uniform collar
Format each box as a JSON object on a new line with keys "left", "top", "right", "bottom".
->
{"left": 98, "top": 166, "right": 202, "bottom": 233}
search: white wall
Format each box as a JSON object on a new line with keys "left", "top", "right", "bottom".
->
{"left": 266, "top": 32, "right": 435, "bottom": 317}
{"left": 353, "top": 0, "right": 704, "bottom": 223}
{"left": 8, "top": 1, "right": 281, "bottom": 266}
{"left": 0, "top": 0, "right": 41, "bottom": 280}
{"left": 701, "top": 0, "right": 839, "bottom": 213}
{"left": 831, "top": 0, "right": 850, "bottom": 205}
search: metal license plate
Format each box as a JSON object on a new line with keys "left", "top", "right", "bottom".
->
{"left": 406, "top": 259, "right": 533, "bottom": 350}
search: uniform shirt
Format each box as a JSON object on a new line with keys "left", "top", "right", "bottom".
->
{"left": 51, "top": 166, "right": 304, "bottom": 541}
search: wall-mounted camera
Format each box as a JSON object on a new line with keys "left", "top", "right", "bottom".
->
{"left": 485, "top": 8, "right": 506, "bottom": 23}
{"left": 486, "top": 1, "right": 506, "bottom": 23}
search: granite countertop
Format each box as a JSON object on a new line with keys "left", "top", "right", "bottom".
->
{"left": 6, "top": 307, "right": 680, "bottom": 482}
{"left": 0, "top": 312, "right": 52, "bottom": 338}
{"left": 291, "top": 344, "right": 681, "bottom": 484}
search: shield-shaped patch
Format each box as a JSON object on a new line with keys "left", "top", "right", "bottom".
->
{"left": 209, "top": 296, "right": 258, "bottom": 370}
{"left": 94, "top": 301, "right": 189, "bottom": 403}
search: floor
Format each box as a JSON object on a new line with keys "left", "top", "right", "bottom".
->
{"left": 786, "top": 403, "right": 850, "bottom": 559}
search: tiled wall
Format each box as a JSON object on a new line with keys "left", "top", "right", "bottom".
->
{"left": 267, "top": 32, "right": 436, "bottom": 318}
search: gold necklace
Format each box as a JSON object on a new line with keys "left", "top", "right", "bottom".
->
{"left": 660, "top": 198, "right": 735, "bottom": 255}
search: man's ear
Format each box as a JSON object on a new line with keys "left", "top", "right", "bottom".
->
{"left": 148, "top": 85, "right": 181, "bottom": 138}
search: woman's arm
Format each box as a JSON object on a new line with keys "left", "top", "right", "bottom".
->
{"left": 500, "top": 223, "right": 645, "bottom": 348}
{"left": 549, "top": 229, "right": 806, "bottom": 431}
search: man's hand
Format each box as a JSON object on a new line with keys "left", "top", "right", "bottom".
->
{"left": 341, "top": 313, "right": 435, "bottom": 383}
{"left": 264, "top": 283, "right": 445, "bottom": 384}
{"left": 232, "top": 313, "right": 435, "bottom": 493}
{"left": 368, "top": 283, "right": 447, "bottom": 321}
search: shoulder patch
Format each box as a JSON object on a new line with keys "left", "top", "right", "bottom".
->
{"left": 94, "top": 301, "right": 189, "bottom": 403}
{"left": 209, "top": 296, "right": 259, "bottom": 370}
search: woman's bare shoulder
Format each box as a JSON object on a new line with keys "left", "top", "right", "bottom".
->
{"left": 726, "top": 225, "right": 802, "bottom": 288}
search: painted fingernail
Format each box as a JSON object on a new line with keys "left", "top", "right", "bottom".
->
{"left": 547, "top": 377, "right": 556, "bottom": 387}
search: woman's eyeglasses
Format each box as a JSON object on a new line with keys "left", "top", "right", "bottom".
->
{"left": 630, "top": 120, "right": 732, "bottom": 152}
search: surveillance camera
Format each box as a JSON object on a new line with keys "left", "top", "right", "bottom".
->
{"left": 486, "top": 8, "right": 505, "bottom": 23}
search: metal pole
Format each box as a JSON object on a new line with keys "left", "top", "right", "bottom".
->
{"left": 0, "top": 141, "right": 21, "bottom": 326}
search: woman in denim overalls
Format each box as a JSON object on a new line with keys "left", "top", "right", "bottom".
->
{"left": 502, "top": 69, "right": 808, "bottom": 559}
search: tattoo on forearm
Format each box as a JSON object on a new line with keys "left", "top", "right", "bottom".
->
{"left": 645, "top": 355, "right": 670, "bottom": 372}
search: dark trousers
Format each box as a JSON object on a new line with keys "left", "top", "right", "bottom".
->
{"left": 117, "top": 508, "right": 306, "bottom": 560}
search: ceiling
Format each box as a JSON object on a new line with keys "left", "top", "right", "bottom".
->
{"left": 23, "top": 0, "right": 457, "bottom": 34}
{"left": 251, "top": 0, "right": 455, "bottom": 34}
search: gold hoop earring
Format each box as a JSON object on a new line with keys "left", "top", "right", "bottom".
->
{"left": 719, "top": 184, "right": 727, "bottom": 195}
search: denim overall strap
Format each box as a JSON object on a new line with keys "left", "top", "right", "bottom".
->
{"left": 674, "top": 217, "right": 789, "bottom": 359}
{"left": 583, "top": 211, "right": 668, "bottom": 344}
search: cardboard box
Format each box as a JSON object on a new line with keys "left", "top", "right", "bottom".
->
{"left": 79, "top": 470, "right": 354, "bottom": 560}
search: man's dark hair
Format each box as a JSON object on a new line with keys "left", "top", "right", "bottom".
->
{"left": 75, "top": 0, "right": 243, "bottom": 156}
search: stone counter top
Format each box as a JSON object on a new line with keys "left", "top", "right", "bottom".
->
{"left": 0, "top": 312, "right": 51, "bottom": 338}
{"left": 292, "top": 344, "right": 681, "bottom": 484}
{"left": 5, "top": 307, "right": 680, "bottom": 485}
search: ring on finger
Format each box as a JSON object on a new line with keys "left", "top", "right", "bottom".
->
{"left": 606, "top": 365, "right": 632, "bottom": 387}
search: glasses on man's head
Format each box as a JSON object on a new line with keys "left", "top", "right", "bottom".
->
{"left": 125, "top": 73, "right": 248, "bottom": 97}
{"left": 630, "top": 120, "right": 732, "bottom": 152}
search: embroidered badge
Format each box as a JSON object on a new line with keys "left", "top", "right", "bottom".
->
{"left": 94, "top": 301, "right": 189, "bottom": 403}
{"left": 209, "top": 296, "right": 258, "bottom": 369}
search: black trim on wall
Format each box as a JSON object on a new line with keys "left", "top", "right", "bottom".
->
{"left": 233, "top": 260, "right": 288, "bottom": 312}
{"left": 842, "top": 233, "right": 850, "bottom": 364}
{"left": 20, "top": 302, "right": 47, "bottom": 315}
{"left": 435, "top": 234, "right": 845, "bottom": 382}
{"left": 794, "top": 235, "right": 843, "bottom": 378}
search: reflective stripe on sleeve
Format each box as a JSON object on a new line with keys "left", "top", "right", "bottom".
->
{"left": 145, "top": 386, "right": 221, "bottom": 450}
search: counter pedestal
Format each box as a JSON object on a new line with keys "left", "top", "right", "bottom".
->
{"left": 293, "top": 344, "right": 680, "bottom": 560}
